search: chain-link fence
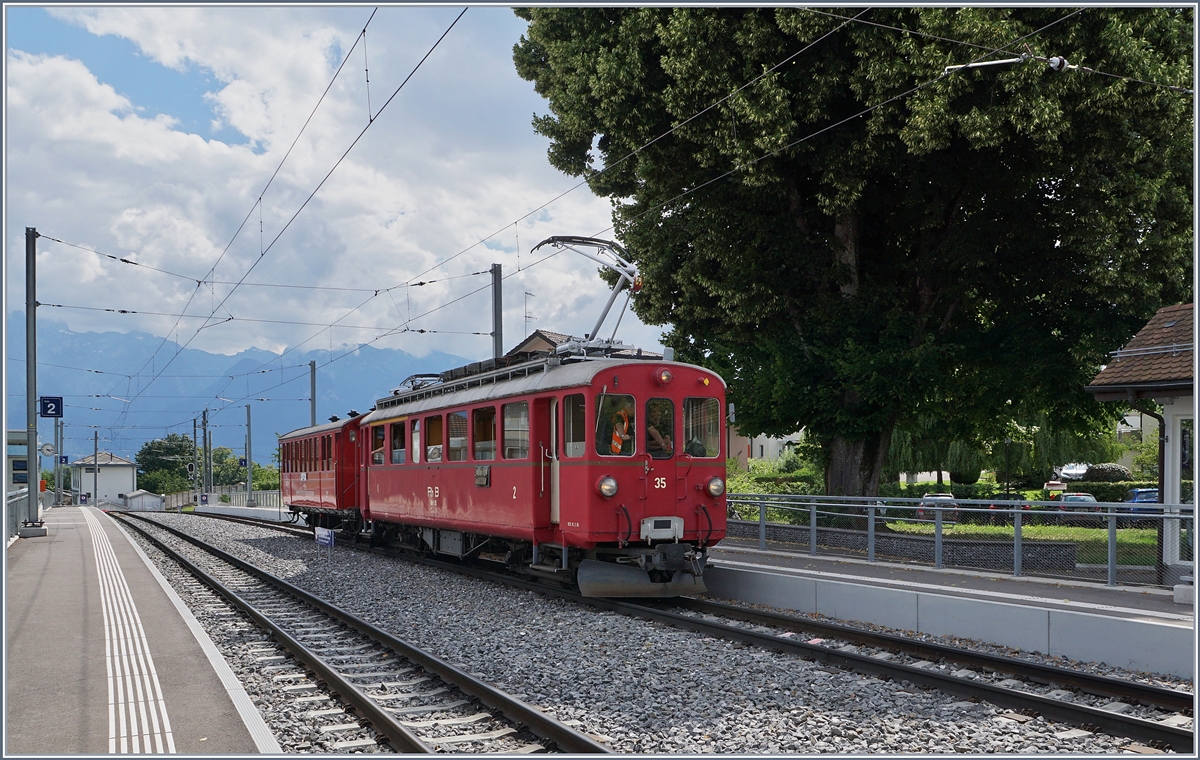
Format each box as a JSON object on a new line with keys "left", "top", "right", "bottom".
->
{"left": 726, "top": 493, "right": 1194, "bottom": 588}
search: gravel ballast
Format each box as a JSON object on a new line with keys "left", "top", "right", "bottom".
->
{"left": 125, "top": 513, "right": 1188, "bottom": 754}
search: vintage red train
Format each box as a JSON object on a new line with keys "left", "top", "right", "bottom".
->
{"left": 279, "top": 351, "right": 728, "bottom": 596}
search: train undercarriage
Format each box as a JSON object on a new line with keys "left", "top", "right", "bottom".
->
{"left": 289, "top": 506, "right": 709, "bottom": 597}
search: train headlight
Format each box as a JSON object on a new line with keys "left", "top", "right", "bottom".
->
{"left": 598, "top": 476, "right": 619, "bottom": 498}
{"left": 655, "top": 367, "right": 673, "bottom": 385}
{"left": 706, "top": 477, "right": 726, "bottom": 497}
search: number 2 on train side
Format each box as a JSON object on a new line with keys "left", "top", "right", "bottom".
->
{"left": 513, "top": 486, "right": 517, "bottom": 499}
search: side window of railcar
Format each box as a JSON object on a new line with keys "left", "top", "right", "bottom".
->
{"left": 372, "top": 426, "right": 385, "bottom": 465}
{"left": 425, "top": 415, "right": 443, "bottom": 462}
{"left": 646, "top": 398, "right": 675, "bottom": 459}
{"left": 502, "top": 402, "right": 529, "bottom": 459}
{"left": 447, "top": 412, "right": 468, "bottom": 461}
{"left": 390, "top": 421, "right": 406, "bottom": 464}
{"left": 596, "top": 394, "right": 636, "bottom": 456}
{"left": 473, "top": 407, "right": 496, "bottom": 461}
{"left": 411, "top": 419, "right": 421, "bottom": 464}
{"left": 683, "top": 397, "right": 722, "bottom": 458}
{"left": 563, "top": 394, "right": 586, "bottom": 458}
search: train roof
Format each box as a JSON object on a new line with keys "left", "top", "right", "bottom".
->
{"left": 279, "top": 416, "right": 358, "bottom": 441}
{"left": 359, "top": 356, "right": 724, "bottom": 425}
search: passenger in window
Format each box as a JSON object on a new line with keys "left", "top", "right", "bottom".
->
{"left": 596, "top": 395, "right": 635, "bottom": 456}
{"left": 646, "top": 399, "right": 674, "bottom": 459}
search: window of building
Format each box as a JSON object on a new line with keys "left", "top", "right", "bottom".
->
{"left": 596, "top": 394, "right": 635, "bottom": 456}
{"left": 411, "top": 419, "right": 421, "bottom": 464}
{"left": 426, "top": 415, "right": 443, "bottom": 462}
{"left": 372, "top": 426, "right": 386, "bottom": 465}
{"left": 503, "top": 402, "right": 529, "bottom": 459}
{"left": 447, "top": 412, "right": 468, "bottom": 461}
{"left": 13, "top": 472, "right": 27, "bottom": 484}
{"left": 473, "top": 407, "right": 496, "bottom": 460}
{"left": 683, "top": 397, "right": 722, "bottom": 458}
{"left": 12, "top": 459, "right": 27, "bottom": 471}
{"left": 646, "top": 398, "right": 675, "bottom": 459}
{"left": 563, "top": 394, "right": 586, "bottom": 458}
{"left": 390, "top": 421, "right": 406, "bottom": 464}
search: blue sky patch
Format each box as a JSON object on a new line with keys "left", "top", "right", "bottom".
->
{"left": 6, "top": 7, "right": 249, "bottom": 145}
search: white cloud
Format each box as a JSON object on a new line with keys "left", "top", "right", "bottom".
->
{"left": 6, "top": 8, "right": 666, "bottom": 372}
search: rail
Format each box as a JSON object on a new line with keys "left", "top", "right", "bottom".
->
{"left": 726, "top": 494, "right": 1194, "bottom": 588}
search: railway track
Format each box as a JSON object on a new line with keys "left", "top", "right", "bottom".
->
{"left": 176, "top": 510, "right": 1194, "bottom": 752}
{"left": 112, "top": 512, "right": 609, "bottom": 754}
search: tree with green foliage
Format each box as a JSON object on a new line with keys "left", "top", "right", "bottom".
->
{"left": 514, "top": 7, "right": 1192, "bottom": 495}
{"left": 135, "top": 434, "right": 196, "bottom": 480}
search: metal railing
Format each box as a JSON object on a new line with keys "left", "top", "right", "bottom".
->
{"left": 726, "top": 493, "right": 1194, "bottom": 588}
{"left": 6, "top": 488, "right": 29, "bottom": 539}
{"left": 162, "top": 487, "right": 282, "bottom": 510}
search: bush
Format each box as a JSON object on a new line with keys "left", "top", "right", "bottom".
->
{"left": 1082, "top": 463, "right": 1133, "bottom": 482}
{"left": 218, "top": 494, "right": 231, "bottom": 504}
{"left": 950, "top": 469, "right": 980, "bottom": 485}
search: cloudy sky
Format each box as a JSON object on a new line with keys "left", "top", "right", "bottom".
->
{"left": 5, "top": 5, "right": 664, "bottom": 371}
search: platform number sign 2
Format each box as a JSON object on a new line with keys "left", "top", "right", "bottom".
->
{"left": 39, "top": 396, "right": 63, "bottom": 418}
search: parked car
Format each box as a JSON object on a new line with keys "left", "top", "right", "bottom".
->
{"left": 986, "top": 492, "right": 1031, "bottom": 525}
{"left": 1126, "top": 488, "right": 1160, "bottom": 503}
{"left": 1055, "top": 492, "right": 1101, "bottom": 524}
{"left": 1124, "top": 488, "right": 1161, "bottom": 526}
{"left": 916, "top": 493, "right": 959, "bottom": 523}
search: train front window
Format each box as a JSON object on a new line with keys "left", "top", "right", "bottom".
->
{"left": 596, "top": 394, "right": 635, "bottom": 456}
{"left": 646, "top": 398, "right": 674, "bottom": 459}
{"left": 390, "top": 421, "right": 406, "bottom": 464}
{"left": 426, "top": 416, "right": 443, "bottom": 462}
{"left": 473, "top": 407, "right": 496, "bottom": 460}
{"left": 502, "top": 402, "right": 529, "bottom": 459}
{"left": 447, "top": 412, "right": 468, "bottom": 461}
{"left": 372, "top": 426, "right": 385, "bottom": 465}
{"left": 563, "top": 394, "right": 586, "bottom": 458}
{"left": 683, "top": 397, "right": 721, "bottom": 458}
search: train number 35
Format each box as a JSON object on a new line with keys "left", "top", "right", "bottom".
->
{"left": 654, "top": 477, "right": 667, "bottom": 489}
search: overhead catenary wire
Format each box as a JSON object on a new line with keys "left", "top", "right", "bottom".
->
{"left": 108, "top": 8, "right": 465, "bottom": 414}
{"left": 589, "top": 9, "right": 1089, "bottom": 240}
{"left": 801, "top": 7, "right": 1194, "bottom": 94}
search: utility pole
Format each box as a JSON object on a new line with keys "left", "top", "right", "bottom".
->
{"left": 93, "top": 430, "right": 98, "bottom": 505}
{"left": 193, "top": 418, "right": 200, "bottom": 503}
{"left": 310, "top": 360, "right": 317, "bottom": 427}
{"left": 201, "top": 409, "right": 211, "bottom": 493}
{"left": 25, "top": 227, "right": 38, "bottom": 525}
{"left": 245, "top": 404, "right": 256, "bottom": 507}
{"left": 54, "top": 417, "right": 62, "bottom": 505}
{"left": 491, "top": 263, "right": 503, "bottom": 359}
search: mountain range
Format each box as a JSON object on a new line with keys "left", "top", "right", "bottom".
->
{"left": 6, "top": 312, "right": 469, "bottom": 467}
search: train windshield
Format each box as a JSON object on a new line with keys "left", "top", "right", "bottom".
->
{"left": 646, "top": 398, "right": 674, "bottom": 459}
{"left": 683, "top": 398, "right": 721, "bottom": 457}
{"left": 596, "top": 394, "right": 635, "bottom": 456}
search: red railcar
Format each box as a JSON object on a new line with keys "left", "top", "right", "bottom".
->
{"left": 281, "top": 354, "right": 727, "bottom": 596}
{"left": 280, "top": 416, "right": 363, "bottom": 529}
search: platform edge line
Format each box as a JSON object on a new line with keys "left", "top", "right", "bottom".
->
{"left": 108, "top": 513, "right": 283, "bottom": 754}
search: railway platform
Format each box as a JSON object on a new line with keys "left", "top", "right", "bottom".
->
{"left": 707, "top": 539, "right": 1195, "bottom": 678}
{"left": 5, "top": 506, "right": 280, "bottom": 755}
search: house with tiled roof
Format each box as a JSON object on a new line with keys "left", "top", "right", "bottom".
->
{"left": 1085, "top": 303, "right": 1193, "bottom": 596}
{"left": 71, "top": 451, "right": 137, "bottom": 506}
{"left": 1086, "top": 303, "right": 1193, "bottom": 402}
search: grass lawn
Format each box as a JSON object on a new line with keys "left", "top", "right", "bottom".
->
{"left": 883, "top": 521, "right": 1165, "bottom": 565}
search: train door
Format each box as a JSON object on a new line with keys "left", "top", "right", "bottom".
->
{"left": 549, "top": 397, "right": 560, "bottom": 524}
{"left": 644, "top": 396, "right": 679, "bottom": 515}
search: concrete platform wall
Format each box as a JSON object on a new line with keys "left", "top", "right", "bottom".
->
{"left": 704, "top": 565, "right": 1194, "bottom": 678}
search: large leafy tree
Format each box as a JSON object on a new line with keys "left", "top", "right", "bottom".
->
{"left": 514, "top": 7, "right": 1192, "bottom": 495}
